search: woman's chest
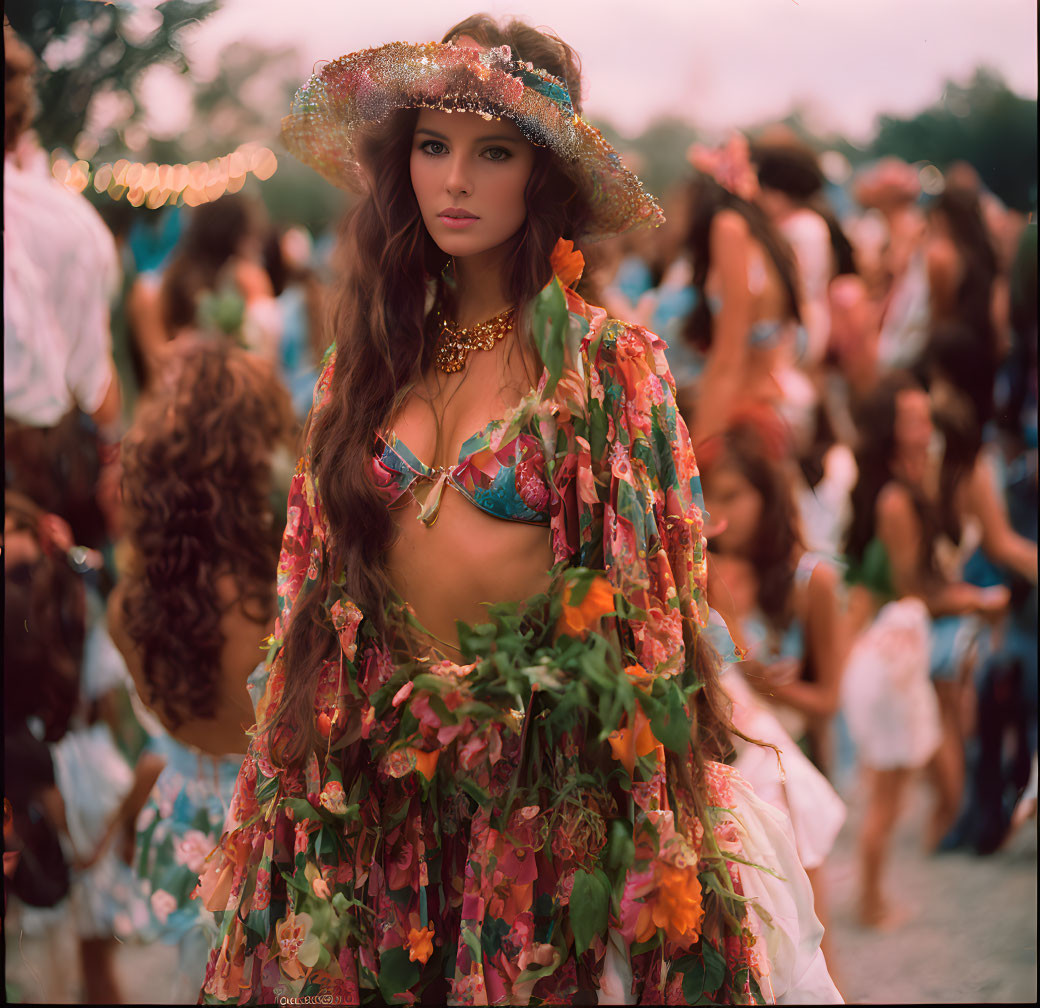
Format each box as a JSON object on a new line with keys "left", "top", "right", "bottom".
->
{"left": 390, "top": 351, "right": 541, "bottom": 470}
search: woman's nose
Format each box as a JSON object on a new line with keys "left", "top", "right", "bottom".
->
{"left": 445, "top": 154, "right": 472, "bottom": 198}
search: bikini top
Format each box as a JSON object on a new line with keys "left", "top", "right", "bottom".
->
{"left": 372, "top": 424, "right": 552, "bottom": 527}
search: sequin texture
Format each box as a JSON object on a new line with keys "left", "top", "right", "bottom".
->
{"left": 280, "top": 41, "right": 665, "bottom": 242}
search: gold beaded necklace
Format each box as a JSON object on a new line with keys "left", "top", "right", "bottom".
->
{"left": 434, "top": 306, "right": 515, "bottom": 374}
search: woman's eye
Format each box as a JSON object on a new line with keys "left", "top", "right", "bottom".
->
{"left": 483, "top": 147, "right": 511, "bottom": 162}
{"left": 420, "top": 141, "right": 447, "bottom": 156}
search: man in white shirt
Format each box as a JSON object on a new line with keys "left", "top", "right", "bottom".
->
{"left": 4, "top": 25, "right": 122, "bottom": 543}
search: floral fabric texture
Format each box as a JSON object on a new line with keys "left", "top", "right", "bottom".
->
{"left": 197, "top": 245, "right": 778, "bottom": 1006}
{"left": 136, "top": 731, "right": 244, "bottom": 943}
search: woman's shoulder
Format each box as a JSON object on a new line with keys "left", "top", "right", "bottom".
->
{"left": 783, "top": 206, "right": 831, "bottom": 242}
{"left": 711, "top": 206, "right": 751, "bottom": 241}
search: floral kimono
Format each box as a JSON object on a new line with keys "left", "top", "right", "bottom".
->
{"left": 196, "top": 244, "right": 836, "bottom": 1005}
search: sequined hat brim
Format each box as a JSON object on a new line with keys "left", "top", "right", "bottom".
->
{"left": 281, "top": 41, "right": 664, "bottom": 243}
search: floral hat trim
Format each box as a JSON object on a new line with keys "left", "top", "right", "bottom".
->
{"left": 281, "top": 41, "right": 665, "bottom": 242}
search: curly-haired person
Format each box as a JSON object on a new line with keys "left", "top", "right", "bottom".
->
{"left": 104, "top": 337, "right": 297, "bottom": 998}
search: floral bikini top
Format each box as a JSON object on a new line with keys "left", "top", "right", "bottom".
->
{"left": 373, "top": 424, "right": 552, "bottom": 527}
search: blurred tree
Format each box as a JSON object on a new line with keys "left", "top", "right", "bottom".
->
{"left": 259, "top": 155, "right": 351, "bottom": 237}
{"left": 5, "top": 0, "right": 219, "bottom": 155}
{"left": 174, "top": 40, "right": 298, "bottom": 158}
{"left": 171, "top": 41, "right": 346, "bottom": 233}
{"left": 872, "top": 68, "right": 1037, "bottom": 211}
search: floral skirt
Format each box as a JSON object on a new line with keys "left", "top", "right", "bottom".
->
{"left": 197, "top": 570, "right": 767, "bottom": 1005}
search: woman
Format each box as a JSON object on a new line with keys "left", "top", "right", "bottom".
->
{"left": 680, "top": 136, "right": 805, "bottom": 446}
{"left": 701, "top": 421, "right": 846, "bottom": 768}
{"left": 699, "top": 421, "right": 846, "bottom": 972}
{"left": 752, "top": 140, "right": 856, "bottom": 369}
{"left": 841, "top": 373, "right": 1020, "bottom": 923}
{"left": 853, "top": 157, "right": 930, "bottom": 371}
{"left": 5, "top": 491, "right": 150, "bottom": 1003}
{"left": 106, "top": 338, "right": 296, "bottom": 997}
{"left": 131, "top": 194, "right": 282, "bottom": 389}
{"left": 195, "top": 17, "right": 840, "bottom": 1004}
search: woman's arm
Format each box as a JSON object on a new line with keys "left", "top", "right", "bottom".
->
{"left": 126, "top": 276, "right": 169, "bottom": 389}
{"left": 689, "top": 210, "right": 751, "bottom": 446}
{"left": 761, "top": 562, "right": 843, "bottom": 718}
{"left": 76, "top": 749, "right": 166, "bottom": 870}
{"left": 965, "top": 452, "right": 1038, "bottom": 584}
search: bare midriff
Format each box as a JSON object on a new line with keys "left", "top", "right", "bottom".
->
{"left": 385, "top": 489, "right": 555, "bottom": 659}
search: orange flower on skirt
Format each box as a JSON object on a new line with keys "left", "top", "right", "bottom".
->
{"left": 652, "top": 863, "right": 704, "bottom": 942}
{"left": 624, "top": 663, "right": 655, "bottom": 690}
{"left": 406, "top": 924, "right": 435, "bottom": 965}
{"left": 408, "top": 747, "right": 440, "bottom": 781}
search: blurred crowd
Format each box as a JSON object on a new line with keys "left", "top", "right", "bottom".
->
{"left": 4, "top": 23, "right": 1037, "bottom": 1004}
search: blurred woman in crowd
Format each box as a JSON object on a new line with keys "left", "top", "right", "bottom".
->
{"left": 5, "top": 491, "right": 151, "bottom": 1003}
{"left": 130, "top": 194, "right": 281, "bottom": 389}
{"left": 4, "top": 492, "right": 83, "bottom": 919}
{"left": 106, "top": 338, "right": 296, "bottom": 998}
{"left": 841, "top": 373, "right": 1023, "bottom": 923}
{"left": 854, "top": 158, "right": 930, "bottom": 372}
{"left": 262, "top": 225, "right": 330, "bottom": 421}
{"left": 753, "top": 139, "right": 857, "bottom": 368}
{"left": 701, "top": 419, "right": 846, "bottom": 965}
{"left": 680, "top": 135, "right": 804, "bottom": 445}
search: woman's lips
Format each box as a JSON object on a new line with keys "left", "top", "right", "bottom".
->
{"left": 438, "top": 209, "right": 479, "bottom": 230}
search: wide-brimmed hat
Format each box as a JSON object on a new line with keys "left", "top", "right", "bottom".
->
{"left": 281, "top": 41, "right": 664, "bottom": 242}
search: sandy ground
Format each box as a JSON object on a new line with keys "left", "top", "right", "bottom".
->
{"left": 823, "top": 773, "right": 1037, "bottom": 1005}
{"left": 5, "top": 776, "right": 1036, "bottom": 1004}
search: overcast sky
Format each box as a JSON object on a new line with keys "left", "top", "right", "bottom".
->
{"left": 175, "top": 0, "right": 1037, "bottom": 140}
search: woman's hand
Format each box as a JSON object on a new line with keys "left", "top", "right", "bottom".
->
{"left": 975, "top": 584, "right": 1011, "bottom": 622}
{"left": 743, "top": 656, "right": 801, "bottom": 696}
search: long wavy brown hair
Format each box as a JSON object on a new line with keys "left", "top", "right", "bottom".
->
{"left": 265, "top": 16, "right": 595, "bottom": 768}
{"left": 119, "top": 339, "right": 297, "bottom": 729}
{"left": 266, "top": 15, "right": 740, "bottom": 778}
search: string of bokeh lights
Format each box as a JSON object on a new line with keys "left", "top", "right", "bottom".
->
{"left": 52, "top": 141, "right": 278, "bottom": 209}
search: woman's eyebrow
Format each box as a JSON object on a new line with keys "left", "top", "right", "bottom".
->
{"left": 414, "top": 127, "right": 519, "bottom": 143}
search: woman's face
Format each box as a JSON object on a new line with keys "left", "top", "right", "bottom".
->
{"left": 410, "top": 108, "right": 536, "bottom": 260}
{"left": 893, "top": 387, "right": 933, "bottom": 455}
{"left": 702, "top": 462, "right": 762, "bottom": 556}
